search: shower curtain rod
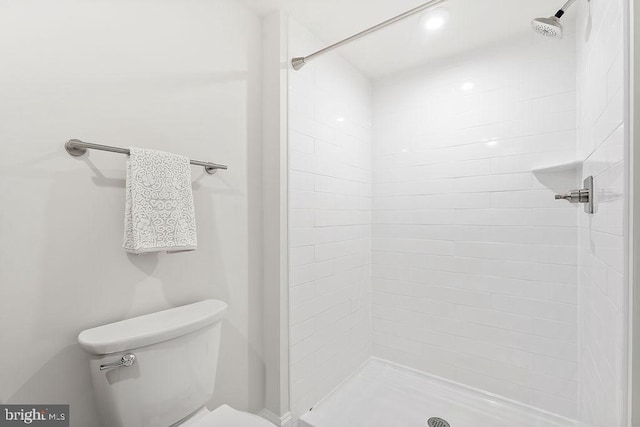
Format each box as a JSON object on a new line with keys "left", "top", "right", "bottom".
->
{"left": 64, "top": 139, "right": 228, "bottom": 175}
{"left": 291, "top": 0, "right": 448, "bottom": 71}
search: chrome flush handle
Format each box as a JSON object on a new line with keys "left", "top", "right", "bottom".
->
{"left": 99, "top": 353, "right": 137, "bottom": 371}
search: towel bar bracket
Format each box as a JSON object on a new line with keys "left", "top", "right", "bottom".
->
{"left": 65, "top": 139, "right": 89, "bottom": 157}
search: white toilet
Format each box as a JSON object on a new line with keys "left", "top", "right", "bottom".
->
{"left": 78, "top": 300, "right": 273, "bottom": 427}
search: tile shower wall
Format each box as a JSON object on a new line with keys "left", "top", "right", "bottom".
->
{"left": 371, "top": 34, "right": 579, "bottom": 418}
{"left": 288, "top": 19, "right": 373, "bottom": 418}
{"left": 575, "top": 0, "right": 627, "bottom": 425}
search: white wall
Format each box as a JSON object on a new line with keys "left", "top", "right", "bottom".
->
{"left": 287, "top": 18, "right": 373, "bottom": 419}
{"left": 0, "top": 1, "right": 264, "bottom": 426}
{"left": 262, "top": 11, "right": 291, "bottom": 422}
{"left": 372, "top": 33, "right": 579, "bottom": 418}
{"left": 575, "top": 0, "right": 628, "bottom": 425}
{"left": 633, "top": 0, "right": 640, "bottom": 423}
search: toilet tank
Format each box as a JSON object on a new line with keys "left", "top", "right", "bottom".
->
{"left": 78, "top": 300, "right": 228, "bottom": 427}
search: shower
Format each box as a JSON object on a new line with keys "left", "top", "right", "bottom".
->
{"left": 284, "top": 0, "right": 630, "bottom": 425}
{"left": 531, "top": 0, "right": 583, "bottom": 38}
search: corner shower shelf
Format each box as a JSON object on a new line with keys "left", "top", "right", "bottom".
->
{"left": 531, "top": 160, "right": 582, "bottom": 174}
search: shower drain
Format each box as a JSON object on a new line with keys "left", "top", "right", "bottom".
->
{"left": 427, "top": 417, "right": 451, "bottom": 427}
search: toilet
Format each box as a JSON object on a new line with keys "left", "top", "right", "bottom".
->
{"left": 78, "top": 300, "right": 273, "bottom": 427}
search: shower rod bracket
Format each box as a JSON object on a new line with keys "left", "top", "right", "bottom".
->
{"left": 291, "top": 57, "right": 306, "bottom": 71}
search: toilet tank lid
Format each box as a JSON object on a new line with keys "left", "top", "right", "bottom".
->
{"left": 77, "top": 299, "right": 228, "bottom": 355}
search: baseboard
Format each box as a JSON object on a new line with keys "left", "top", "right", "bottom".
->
{"left": 258, "top": 408, "right": 293, "bottom": 427}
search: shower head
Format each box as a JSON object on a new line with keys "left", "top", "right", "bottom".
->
{"left": 531, "top": 16, "right": 563, "bottom": 39}
{"left": 531, "top": 0, "right": 582, "bottom": 39}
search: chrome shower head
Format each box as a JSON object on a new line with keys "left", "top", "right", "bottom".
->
{"left": 531, "top": 16, "right": 563, "bottom": 39}
{"left": 532, "top": 0, "right": 582, "bottom": 39}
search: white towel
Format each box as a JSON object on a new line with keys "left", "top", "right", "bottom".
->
{"left": 123, "top": 147, "right": 197, "bottom": 254}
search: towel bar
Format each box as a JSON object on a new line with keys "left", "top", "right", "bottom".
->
{"left": 65, "top": 139, "right": 228, "bottom": 175}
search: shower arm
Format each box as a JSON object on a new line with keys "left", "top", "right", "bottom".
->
{"left": 555, "top": 0, "right": 578, "bottom": 18}
{"left": 291, "top": 0, "right": 448, "bottom": 71}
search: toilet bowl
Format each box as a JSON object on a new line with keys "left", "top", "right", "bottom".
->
{"left": 78, "top": 300, "right": 272, "bottom": 427}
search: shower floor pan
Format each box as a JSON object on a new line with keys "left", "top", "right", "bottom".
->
{"left": 298, "top": 359, "right": 575, "bottom": 427}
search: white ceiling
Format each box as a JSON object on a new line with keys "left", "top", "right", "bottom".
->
{"left": 242, "top": 0, "right": 577, "bottom": 79}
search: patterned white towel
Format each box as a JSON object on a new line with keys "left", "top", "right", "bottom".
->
{"left": 123, "top": 147, "right": 197, "bottom": 254}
